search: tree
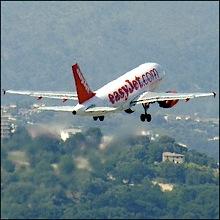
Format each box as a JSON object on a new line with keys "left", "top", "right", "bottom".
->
{"left": 1, "top": 122, "right": 219, "bottom": 219}
{"left": 158, "top": 135, "right": 175, "bottom": 145}
{"left": 157, "top": 162, "right": 186, "bottom": 183}
{"left": 2, "top": 159, "right": 15, "bottom": 173}
{"left": 5, "top": 126, "right": 32, "bottom": 150}
{"left": 33, "top": 135, "right": 60, "bottom": 153}
{"left": 63, "top": 132, "right": 85, "bottom": 154}
{"left": 85, "top": 127, "right": 102, "bottom": 148}
{"left": 59, "top": 155, "right": 74, "bottom": 174}
{"left": 147, "top": 142, "right": 164, "bottom": 163}
{"left": 2, "top": 182, "right": 35, "bottom": 204}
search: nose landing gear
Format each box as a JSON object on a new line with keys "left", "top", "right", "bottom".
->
{"left": 140, "top": 104, "right": 152, "bottom": 122}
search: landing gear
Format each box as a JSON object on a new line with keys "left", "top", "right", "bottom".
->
{"left": 146, "top": 114, "right": 151, "bottom": 122}
{"left": 99, "top": 116, "right": 104, "bottom": 121}
{"left": 140, "top": 114, "right": 146, "bottom": 122}
{"left": 93, "top": 116, "right": 104, "bottom": 121}
{"left": 140, "top": 104, "right": 152, "bottom": 122}
{"left": 124, "top": 108, "right": 134, "bottom": 114}
{"left": 140, "top": 113, "right": 151, "bottom": 122}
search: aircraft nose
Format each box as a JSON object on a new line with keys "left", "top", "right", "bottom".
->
{"left": 156, "top": 64, "right": 165, "bottom": 78}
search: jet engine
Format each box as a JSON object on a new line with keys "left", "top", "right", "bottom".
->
{"left": 158, "top": 91, "right": 179, "bottom": 108}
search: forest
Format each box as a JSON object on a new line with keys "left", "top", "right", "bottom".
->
{"left": 1, "top": 126, "right": 219, "bottom": 219}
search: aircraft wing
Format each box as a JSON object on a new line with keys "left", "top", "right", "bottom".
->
{"left": 131, "top": 91, "right": 216, "bottom": 105}
{"left": 3, "top": 90, "right": 78, "bottom": 101}
{"left": 85, "top": 107, "right": 118, "bottom": 113}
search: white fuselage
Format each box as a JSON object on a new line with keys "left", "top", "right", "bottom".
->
{"left": 74, "top": 63, "right": 165, "bottom": 116}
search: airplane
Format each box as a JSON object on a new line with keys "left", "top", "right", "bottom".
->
{"left": 3, "top": 62, "right": 216, "bottom": 122}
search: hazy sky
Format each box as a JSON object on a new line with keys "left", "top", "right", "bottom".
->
{"left": 1, "top": 1, "right": 219, "bottom": 115}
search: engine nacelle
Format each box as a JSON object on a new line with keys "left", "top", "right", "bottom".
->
{"left": 158, "top": 99, "right": 179, "bottom": 108}
{"left": 158, "top": 90, "right": 179, "bottom": 108}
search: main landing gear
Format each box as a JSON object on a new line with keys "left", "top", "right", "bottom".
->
{"left": 140, "top": 104, "right": 151, "bottom": 122}
{"left": 93, "top": 116, "right": 104, "bottom": 121}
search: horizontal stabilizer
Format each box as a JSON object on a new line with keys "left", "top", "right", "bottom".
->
{"left": 37, "top": 106, "right": 119, "bottom": 115}
{"left": 37, "top": 106, "right": 74, "bottom": 112}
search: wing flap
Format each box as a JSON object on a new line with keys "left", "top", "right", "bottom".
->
{"left": 131, "top": 92, "right": 216, "bottom": 105}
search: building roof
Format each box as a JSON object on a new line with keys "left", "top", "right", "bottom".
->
{"left": 162, "top": 152, "right": 184, "bottom": 157}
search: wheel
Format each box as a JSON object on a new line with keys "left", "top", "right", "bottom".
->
{"left": 146, "top": 114, "right": 151, "bottom": 122}
{"left": 93, "top": 116, "right": 98, "bottom": 121}
{"left": 99, "top": 116, "right": 104, "bottom": 121}
{"left": 140, "top": 114, "right": 146, "bottom": 122}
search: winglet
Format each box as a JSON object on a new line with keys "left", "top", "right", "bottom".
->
{"left": 213, "top": 92, "right": 216, "bottom": 98}
{"left": 72, "top": 63, "right": 95, "bottom": 104}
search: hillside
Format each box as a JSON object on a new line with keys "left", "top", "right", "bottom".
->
{"left": 1, "top": 126, "right": 219, "bottom": 219}
{"left": 3, "top": 103, "right": 219, "bottom": 160}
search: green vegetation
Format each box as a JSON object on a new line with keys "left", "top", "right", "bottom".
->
{"left": 150, "top": 115, "right": 219, "bottom": 160}
{"left": 1, "top": 126, "right": 219, "bottom": 219}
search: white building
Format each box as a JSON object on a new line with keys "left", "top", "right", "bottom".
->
{"left": 1, "top": 114, "right": 12, "bottom": 139}
{"left": 1, "top": 107, "right": 17, "bottom": 139}
{"left": 162, "top": 152, "right": 185, "bottom": 164}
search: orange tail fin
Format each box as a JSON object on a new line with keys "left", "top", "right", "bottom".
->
{"left": 72, "top": 63, "right": 95, "bottom": 104}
